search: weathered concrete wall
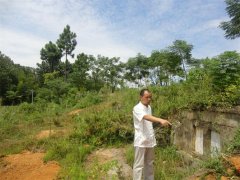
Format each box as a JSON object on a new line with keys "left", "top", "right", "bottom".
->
{"left": 173, "top": 108, "right": 240, "bottom": 156}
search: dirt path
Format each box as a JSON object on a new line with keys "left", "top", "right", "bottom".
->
{"left": 0, "top": 107, "right": 130, "bottom": 179}
{"left": 0, "top": 147, "right": 132, "bottom": 180}
{"left": 0, "top": 151, "right": 60, "bottom": 180}
{"left": 0, "top": 125, "right": 131, "bottom": 180}
{"left": 35, "top": 129, "right": 68, "bottom": 140}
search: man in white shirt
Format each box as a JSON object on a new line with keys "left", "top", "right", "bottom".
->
{"left": 133, "top": 88, "right": 171, "bottom": 180}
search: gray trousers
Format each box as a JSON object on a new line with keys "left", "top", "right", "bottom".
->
{"left": 133, "top": 147, "right": 154, "bottom": 180}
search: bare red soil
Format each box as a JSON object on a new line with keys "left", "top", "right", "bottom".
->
{"left": 0, "top": 151, "right": 60, "bottom": 180}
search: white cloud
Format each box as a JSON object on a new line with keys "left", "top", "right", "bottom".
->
{"left": 0, "top": 27, "right": 48, "bottom": 67}
{"left": 148, "top": 0, "right": 173, "bottom": 17}
{"left": 0, "top": 0, "right": 138, "bottom": 66}
{"left": 0, "top": 0, "right": 239, "bottom": 68}
{"left": 187, "top": 18, "right": 228, "bottom": 35}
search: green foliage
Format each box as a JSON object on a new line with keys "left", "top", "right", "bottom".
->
{"left": 154, "top": 146, "right": 189, "bottom": 180}
{"left": 0, "top": 52, "right": 37, "bottom": 105}
{"left": 1, "top": 28, "right": 240, "bottom": 180}
{"left": 149, "top": 50, "right": 183, "bottom": 85}
{"left": 70, "top": 53, "right": 90, "bottom": 88}
{"left": 0, "top": 106, "right": 38, "bottom": 155}
{"left": 88, "top": 55, "right": 123, "bottom": 92}
{"left": 125, "top": 145, "right": 192, "bottom": 179}
{"left": 98, "top": 56, "right": 122, "bottom": 93}
{"left": 227, "top": 129, "right": 240, "bottom": 154}
{"left": 40, "top": 41, "right": 61, "bottom": 72}
{"left": 44, "top": 139, "right": 92, "bottom": 162}
{"left": 5, "top": 90, "right": 20, "bottom": 105}
{"left": 202, "top": 157, "right": 225, "bottom": 174}
{"left": 36, "top": 87, "right": 54, "bottom": 102}
{"left": 224, "top": 84, "right": 240, "bottom": 104}
{"left": 74, "top": 91, "right": 103, "bottom": 109}
{"left": 36, "top": 77, "right": 71, "bottom": 103}
{"left": 0, "top": 100, "right": 68, "bottom": 155}
{"left": 69, "top": 89, "right": 136, "bottom": 146}
{"left": 149, "top": 75, "right": 215, "bottom": 117}
{"left": 71, "top": 108, "right": 133, "bottom": 146}
{"left": 87, "top": 159, "right": 119, "bottom": 179}
{"left": 220, "top": 0, "right": 240, "bottom": 39}
{"left": 56, "top": 25, "right": 77, "bottom": 80}
{"left": 207, "top": 51, "right": 240, "bottom": 92}
{"left": 0, "top": 52, "right": 18, "bottom": 98}
{"left": 1, "top": 85, "right": 240, "bottom": 179}
{"left": 125, "top": 145, "right": 134, "bottom": 167}
{"left": 168, "top": 40, "right": 194, "bottom": 79}
{"left": 149, "top": 53, "right": 239, "bottom": 111}
{"left": 124, "top": 53, "right": 149, "bottom": 86}
{"left": 18, "top": 102, "right": 37, "bottom": 114}
{"left": 56, "top": 25, "right": 77, "bottom": 58}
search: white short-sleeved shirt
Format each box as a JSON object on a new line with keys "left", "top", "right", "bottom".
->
{"left": 133, "top": 102, "right": 156, "bottom": 147}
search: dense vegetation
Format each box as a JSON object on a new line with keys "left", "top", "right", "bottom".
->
{"left": 1, "top": 86, "right": 240, "bottom": 178}
{"left": 220, "top": 0, "right": 240, "bottom": 39}
{"left": 1, "top": 29, "right": 240, "bottom": 107}
{"left": 1, "top": 0, "right": 240, "bottom": 106}
{"left": 1, "top": 0, "right": 240, "bottom": 178}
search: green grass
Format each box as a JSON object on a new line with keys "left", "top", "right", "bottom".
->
{"left": 0, "top": 87, "right": 240, "bottom": 179}
{"left": 0, "top": 101, "right": 71, "bottom": 155}
{"left": 125, "top": 144, "right": 134, "bottom": 167}
{"left": 125, "top": 145, "right": 194, "bottom": 180}
{"left": 154, "top": 146, "right": 192, "bottom": 180}
{"left": 201, "top": 157, "right": 225, "bottom": 174}
{"left": 86, "top": 159, "right": 119, "bottom": 179}
{"left": 227, "top": 129, "right": 240, "bottom": 154}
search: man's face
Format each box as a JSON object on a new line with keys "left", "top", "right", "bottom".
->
{"left": 140, "top": 91, "right": 152, "bottom": 106}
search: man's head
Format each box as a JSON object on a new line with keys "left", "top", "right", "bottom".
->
{"left": 140, "top": 88, "right": 152, "bottom": 106}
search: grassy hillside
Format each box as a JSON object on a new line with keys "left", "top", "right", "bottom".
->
{"left": 1, "top": 87, "right": 240, "bottom": 179}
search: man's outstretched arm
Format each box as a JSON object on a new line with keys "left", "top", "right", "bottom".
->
{"left": 143, "top": 115, "right": 172, "bottom": 126}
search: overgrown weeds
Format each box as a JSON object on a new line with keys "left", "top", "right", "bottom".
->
{"left": 0, "top": 86, "right": 240, "bottom": 179}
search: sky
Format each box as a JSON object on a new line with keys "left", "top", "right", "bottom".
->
{"left": 1, "top": 0, "right": 240, "bottom": 68}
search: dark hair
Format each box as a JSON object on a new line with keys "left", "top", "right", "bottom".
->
{"left": 140, "top": 88, "right": 150, "bottom": 97}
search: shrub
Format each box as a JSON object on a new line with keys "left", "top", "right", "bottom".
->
{"left": 227, "top": 129, "right": 240, "bottom": 154}
{"left": 202, "top": 157, "right": 225, "bottom": 174}
{"left": 19, "top": 102, "right": 36, "bottom": 114}
{"left": 74, "top": 92, "right": 103, "bottom": 109}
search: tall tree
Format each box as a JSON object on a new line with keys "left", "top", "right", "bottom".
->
{"left": 56, "top": 25, "right": 77, "bottom": 80}
{"left": 0, "top": 52, "right": 37, "bottom": 105}
{"left": 0, "top": 52, "right": 18, "bottom": 98}
{"left": 71, "top": 53, "right": 90, "bottom": 89}
{"left": 169, "top": 40, "right": 193, "bottom": 79}
{"left": 97, "top": 56, "right": 122, "bottom": 93}
{"left": 206, "top": 51, "right": 240, "bottom": 91}
{"left": 40, "top": 41, "right": 61, "bottom": 72}
{"left": 36, "top": 61, "right": 51, "bottom": 85}
{"left": 89, "top": 56, "right": 104, "bottom": 91}
{"left": 149, "top": 50, "right": 182, "bottom": 85}
{"left": 124, "top": 53, "right": 149, "bottom": 86}
{"left": 220, "top": 0, "right": 240, "bottom": 39}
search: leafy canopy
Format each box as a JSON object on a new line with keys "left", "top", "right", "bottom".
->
{"left": 220, "top": 0, "right": 240, "bottom": 39}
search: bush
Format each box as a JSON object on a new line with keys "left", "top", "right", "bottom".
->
{"left": 74, "top": 92, "right": 103, "bottom": 109}
{"left": 19, "top": 102, "right": 36, "bottom": 114}
{"left": 227, "top": 129, "right": 240, "bottom": 154}
{"left": 202, "top": 157, "right": 225, "bottom": 174}
{"left": 154, "top": 146, "right": 186, "bottom": 180}
{"left": 36, "top": 78, "right": 72, "bottom": 104}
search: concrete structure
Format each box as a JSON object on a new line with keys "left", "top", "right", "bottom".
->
{"left": 173, "top": 107, "right": 240, "bottom": 156}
